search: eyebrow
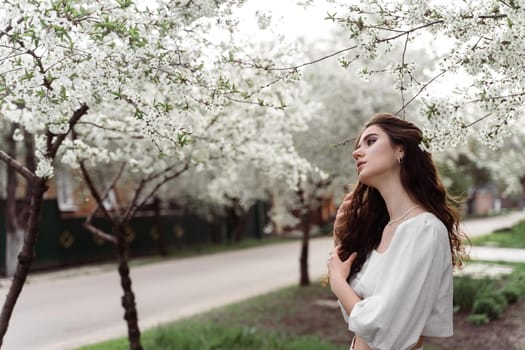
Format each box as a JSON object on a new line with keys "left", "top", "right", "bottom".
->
{"left": 356, "top": 133, "right": 378, "bottom": 149}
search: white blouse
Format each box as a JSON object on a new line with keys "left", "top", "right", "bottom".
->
{"left": 339, "top": 212, "right": 453, "bottom": 350}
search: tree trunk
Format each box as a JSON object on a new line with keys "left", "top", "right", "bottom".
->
{"left": 209, "top": 212, "right": 222, "bottom": 244}
{"left": 0, "top": 104, "right": 88, "bottom": 345}
{"left": 152, "top": 197, "right": 167, "bottom": 256}
{"left": 5, "top": 227, "right": 25, "bottom": 278}
{"left": 4, "top": 159, "right": 23, "bottom": 278}
{"left": 4, "top": 125, "right": 25, "bottom": 278}
{"left": 115, "top": 226, "right": 143, "bottom": 350}
{"left": 299, "top": 212, "right": 311, "bottom": 286}
{"left": 233, "top": 212, "right": 249, "bottom": 243}
{"left": 4, "top": 129, "right": 37, "bottom": 277}
{"left": 0, "top": 178, "right": 47, "bottom": 346}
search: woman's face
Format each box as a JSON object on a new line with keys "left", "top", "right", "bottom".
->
{"left": 352, "top": 125, "right": 402, "bottom": 186}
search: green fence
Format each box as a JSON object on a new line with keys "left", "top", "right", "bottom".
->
{"left": 0, "top": 200, "right": 268, "bottom": 276}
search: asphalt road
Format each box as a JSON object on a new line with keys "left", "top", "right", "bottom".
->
{"left": 2, "top": 210, "right": 525, "bottom": 350}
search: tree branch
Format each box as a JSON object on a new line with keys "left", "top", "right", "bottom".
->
{"left": 82, "top": 221, "right": 118, "bottom": 245}
{"left": 477, "top": 14, "right": 508, "bottom": 19}
{"left": 395, "top": 70, "right": 447, "bottom": 116}
{"left": 80, "top": 162, "right": 127, "bottom": 245}
{"left": 0, "top": 18, "right": 23, "bottom": 40}
{"left": 268, "top": 20, "right": 444, "bottom": 71}
{"left": 467, "top": 91, "right": 525, "bottom": 103}
{"left": 398, "top": 33, "right": 410, "bottom": 119}
{"left": 464, "top": 112, "right": 493, "bottom": 128}
{"left": 123, "top": 163, "right": 190, "bottom": 223}
{"left": 268, "top": 10, "right": 509, "bottom": 73}
{"left": 48, "top": 104, "right": 89, "bottom": 158}
{"left": 76, "top": 121, "right": 143, "bottom": 136}
{"left": 265, "top": 44, "right": 360, "bottom": 71}
{"left": 331, "top": 137, "right": 357, "bottom": 148}
{"left": 498, "top": 0, "right": 518, "bottom": 9}
{"left": 0, "top": 149, "right": 37, "bottom": 182}
{"left": 78, "top": 160, "right": 123, "bottom": 224}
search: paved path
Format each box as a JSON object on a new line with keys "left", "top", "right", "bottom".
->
{"left": 469, "top": 246, "right": 525, "bottom": 263}
{"left": 461, "top": 210, "right": 525, "bottom": 262}
{"left": 1, "top": 211, "right": 524, "bottom": 350}
{"left": 461, "top": 210, "right": 525, "bottom": 238}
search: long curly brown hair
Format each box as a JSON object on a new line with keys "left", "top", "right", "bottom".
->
{"left": 336, "top": 113, "right": 467, "bottom": 280}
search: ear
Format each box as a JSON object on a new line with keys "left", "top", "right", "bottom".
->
{"left": 395, "top": 144, "right": 405, "bottom": 161}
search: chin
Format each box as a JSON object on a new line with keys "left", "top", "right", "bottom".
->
{"left": 358, "top": 174, "right": 371, "bottom": 186}
{"left": 358, "top": 174, "right": 378, "bottom": 188}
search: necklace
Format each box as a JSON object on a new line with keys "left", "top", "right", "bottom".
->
{"left": 386, "top": 205, "right": 420, "bottom": 226}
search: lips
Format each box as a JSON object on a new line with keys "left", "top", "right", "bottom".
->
{"left": 357, "top": 161, "right": 365, "bottom": 170}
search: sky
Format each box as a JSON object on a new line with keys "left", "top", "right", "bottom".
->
{"left": 234, "top": 0, "right": 337, "bottom": 40}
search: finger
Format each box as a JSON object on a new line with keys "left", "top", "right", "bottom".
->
{"left": 343, "top": 193, "right": 353, "bottom": 202}
{"left": 338, "top": 201, "right": 352, "bottom": 214}
{"left": 338, "top": 206, "right": 349, "bottom": 214}
{"left": 334, "top": 246, "right": 357, "bottom": 263}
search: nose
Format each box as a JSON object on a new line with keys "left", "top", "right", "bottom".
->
{"left": 352, "top": 148, "right": 362, "bottom": 160}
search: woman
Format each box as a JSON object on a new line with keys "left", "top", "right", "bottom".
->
{"left": 327, "top": 113, "right": 466, "bottom": 350}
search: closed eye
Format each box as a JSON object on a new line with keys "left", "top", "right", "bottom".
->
{"left": 356, "top": 132, "right": 379, "bottom": 150}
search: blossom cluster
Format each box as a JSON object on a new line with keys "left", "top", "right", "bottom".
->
{"left": 331, "top": 0, "right": 525, "bottom": 151}
{"left": 0, "top": 0, "right": 317, "bottom": 217}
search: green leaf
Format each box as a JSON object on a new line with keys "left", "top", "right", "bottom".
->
{"left": 115, "top": 0, "right": 134, "bottom": 8}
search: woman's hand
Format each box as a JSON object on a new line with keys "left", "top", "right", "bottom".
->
{"left": 327, "top": 245, "right": 357, "bottom": 292}
{"left": 327, "top": 245, "right": 361, "bottom": 314}
{"left": 333, "top": 192, "right": 353, "bottom": 240}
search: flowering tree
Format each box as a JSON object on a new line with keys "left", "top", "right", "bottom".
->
{"left": 259, "top": 0, "right": 524, "bottom": 215}
{"left": 0, "top": 0, "right": 313, "bottom": 348}
{"left": 319, "top": 0, "right": 525, "bottom": 151}
{"left": 155, "top": 59, "right": 318, "bottom": 241}
{"left": 442, "top": 133, "right": 525, "bottom": 198}
{"left": 256, "top": 30, "right": 437, "bottom": 285}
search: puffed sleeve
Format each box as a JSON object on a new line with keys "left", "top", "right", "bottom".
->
{"left": 347, "top": 216, "right": 451, "bottom": 350}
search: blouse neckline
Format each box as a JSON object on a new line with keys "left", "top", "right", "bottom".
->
{"left": 373, "top": 212, "right": 431, "bottom": 255}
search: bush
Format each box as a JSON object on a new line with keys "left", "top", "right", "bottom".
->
{"left": 510, "top": 271, "right": 525, "bottom": 294}
{"left": 468, "top": 313, "right": 490, "bottom": 325}
{"left": 501, "top": 284, "right": 523, "bottom": 304}
{"left": 493, "top": 291, "right": 508, "bottom": 309}
{"left": 472, "top": 295, "right": 506, "bottom": 320}
{"left": 453, "top": 276, "right": 493, "bottom": 312}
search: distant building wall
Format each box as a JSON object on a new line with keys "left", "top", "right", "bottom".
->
{"left": 474, "top": 190, "right": 494, "bottom": 216}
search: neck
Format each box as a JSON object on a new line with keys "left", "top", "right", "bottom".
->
{"left": 375, "top": 177, "right": 418, "bottom": 222}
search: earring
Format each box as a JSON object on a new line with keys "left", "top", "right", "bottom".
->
{"left": 397, "top": 156, "right": 403, "bottom": 165}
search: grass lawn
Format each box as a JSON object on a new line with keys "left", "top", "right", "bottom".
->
{"left": 76, "top": 322, "right": 341, "bottom": 350}
{"left": 76, "top": 284, "right": 346, "bottom": 350}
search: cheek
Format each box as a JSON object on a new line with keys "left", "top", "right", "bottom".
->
{"left": 371, "top": 143, "right": 395, "bottom": 161}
